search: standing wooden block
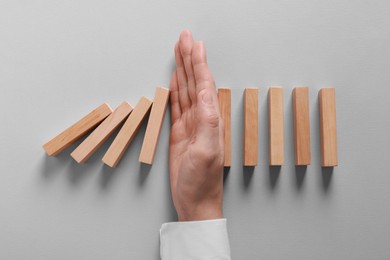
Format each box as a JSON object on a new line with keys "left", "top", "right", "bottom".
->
{"left": 218, "top": 88, "right": 231, "bottom": 167}
{"left": 102, "top": 97, "right": 152, "bottom": 167}
{"left": 139, "top": 87, "right": 170, "bottom": 164}
{"left": 243, "top": 88, "right": 258, "bottom": 166}
{"left": 293, "top": 87, "right": 311, "bottom": 165}
{"left": 268, "top": 87, "right": 284, "bottom": 166}
{"left": 43, "top": 103, "right": 113, "bottom": 156}
{"left": 70, "top": 101, "right": 133, "bottom": 163}
{"left": 319, "top": 88, "right": 338, "bottom": 167}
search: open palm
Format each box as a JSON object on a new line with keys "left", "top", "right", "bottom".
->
{"left": 169, "top": 30, "right": 224, "bottom": 221}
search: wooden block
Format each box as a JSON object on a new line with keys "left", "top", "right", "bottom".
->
{"left": 243, "top": 88, "right": 258, "bottom": 166}
{"left": 268, "top": 87, "right": 284, "bottom": 166}
{"left": 70, "top": 101, "right": 133, "bottom": 163}
{"left": 43, "top": 103, "right": 113, "bottom": 156}
{"left": 319, "top": 88, "right": 338, "bottom": 167}
{"left": 139, "top": 87, "right": 170, "bottom": 164}
{"left": 293, "top": 87, "right": 311, "bottom": 165}
{"left": 217, "top": 89, "right": 231, "bottom": 166}
{"left": 218, "top": 88, "right": 232, "bottom": 167}
{"left": 102, "top": 97, "right": 152, "bottom": 167}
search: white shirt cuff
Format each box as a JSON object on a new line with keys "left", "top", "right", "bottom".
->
{"left": 160, "top": 218, "right": 231, "bottom": 260}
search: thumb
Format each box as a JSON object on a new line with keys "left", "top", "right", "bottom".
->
{"left": 195, "top": 89, "right": 221, "bottom": 151}
{"left": 198, "top": 89, "right": 220, "bottom": 129}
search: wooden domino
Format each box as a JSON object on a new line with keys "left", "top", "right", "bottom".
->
{"left": 268, "top": 87, "right": 284, "bottom": 166}
{"left": 218, "top": 88, "right": 231, "bottom": 167}
{"left": 139, "top": 87, "right": 170, "bottom": 164}
{"left": 293, "top": 87, "right": 311, "bottom": 165}
{"left": 70, "top": 101, "right": 133, "bottom": 163}
{"left": 244, "top": 88, "right": 258, "bottom": 166}
{"left": 43, "top": 86, "right": 340, "bottom": 169}
{"left": 43, "top": 103, "right": 113, "bottom": 156}
{"left": 319, "top": 88, "right": 338, "bottom": 167}
{"left": 102, "top": 97, "right": 152, "bottom": 167}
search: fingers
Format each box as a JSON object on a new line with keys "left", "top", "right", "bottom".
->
{"left": 192, "top": 41, "right": 219, "bottom": 111}
{"left": 175, "top": 31, "right": 216, "bottom": 112}
{"left": 179, "top": 30, "right": 197, "bottom": 104}
{"left": 192, "top": 41, "right": 215, "bottom": 93}
{"left": 174, "top": 42, "right": 191, "bottom": 111}
{"left": 169, "top": 70, "right": 181, "bottom": 124}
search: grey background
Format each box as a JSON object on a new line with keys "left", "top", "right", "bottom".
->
{"left": 1, "top": 0, "right": 390, "bottom": 259}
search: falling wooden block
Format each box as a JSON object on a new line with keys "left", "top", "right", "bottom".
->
{"left": 70, "top": 101, "right": 133, "bottom": 163}
{"left": 244, "top": 88, "right": 258, "bottom": 166}
{"left": 319, "top": 88, "right": 338, "bottom": 167}
{"left": 139, "top": 87, "right": 170, "bottom": 164}
{"left": 43, "top": 103, "right": 113, "bottom": 156}
{"left": 293, "top": 87, "right": 311, "bottom": 165}
{"left": 218, "top": 88, "right": 231, "bottom": 167}
{"left": 102, "top": 97, "right": 152, "bottom": 167}
{"left": 268, "top": 87, "right": 284, "bottom": 166}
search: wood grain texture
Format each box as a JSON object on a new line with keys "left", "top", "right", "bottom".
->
{"left": 102, "top": 97, "right": 152, "bottom": 168}
{"left": 293, "top": 87, "right": 311, "bottom": 165}
{"left": 268, "top": 87, "right": 284, "bottom": 166}
{"left": 139, "top": 87, "right": 169, "bottom": 164}
{"left": 70, "top": 101, "right": 133, "bottom": 163}
{"left": 244, "top": 88, "right": 258, "bottom": 166}
{"left": 319, "top": 88, "right": 338, "bottom": 167}
{"left": 43, "top": 103, "right": 113, "bottom": 156}
{"left": 218, "top": 88, "right": 231, "bottom": 167}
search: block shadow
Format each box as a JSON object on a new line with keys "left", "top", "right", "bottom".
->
{"left": 99, "top": 164, "right": 118, "bottom": 189}
{"left": 243, "top": 166, "right": 254, "bottom": 189}
{"left": 223, "top": 167, "right": 230, "bottom": 185}
{"left": 138, "top": 162, "right": 152, "bottom": 186}
{"left": 67, "top": 130, "right": 123, "bottom": 187}
{"left": 98, "top": 115, "right": 150, "bottom": 190}
{"left": 40, "top": 150, "right": 69, "bottom": 176}
{"left": 321, "top": 166, "right": 333, "bottom": 193}
{"left": 40, "top": 140, "right": 84, "bottom": 183}
{"left": 268, "top": 166, "right": 281, "bottom": 190}
{"left": 295, "top": 166, "right": 307, "bottom": 191}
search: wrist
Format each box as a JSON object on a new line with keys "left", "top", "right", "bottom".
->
{"left": 178, "top": 206, "right": 223, "bottom": 221}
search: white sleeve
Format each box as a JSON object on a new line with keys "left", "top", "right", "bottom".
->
{"left": 160, "top": 218, "right": 231, "bottom": 260}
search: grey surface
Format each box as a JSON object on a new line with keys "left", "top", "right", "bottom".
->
{"left": 1, "top": 0, "right": 390, "bottom": 259}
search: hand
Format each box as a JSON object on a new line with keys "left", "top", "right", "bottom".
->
{"left": 169, "top": 30, "right": 225, "bottom": 221}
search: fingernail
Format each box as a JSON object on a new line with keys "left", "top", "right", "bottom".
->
{"left": 202, "top": 91, "right": 213, "bottom": 104}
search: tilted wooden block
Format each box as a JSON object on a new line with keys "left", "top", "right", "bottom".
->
{"left": 218, "top": 88, "right": 231, "bottom": 167}
{"left": 102, "top": 97, "right": 152, "bottom": 167}
{"left": 139, "top": 87, "right": 170, "bottom": 164}
{"left": 70, "top": 101, "right": 133, "bottom": 163}
{"left": 244, "top": 88, "right": 258, "bottom": 166}
{"left": 293, "top": 87, "right": 311, "bottom": 165}
{"left": 319, "top": 88, "right": 338, "bottom": 167}
{"left": 268, "top": 87, "right": 284, "bottom": 166}
{"left": 43, "top": 103, "right": 113, "bottom": 156}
